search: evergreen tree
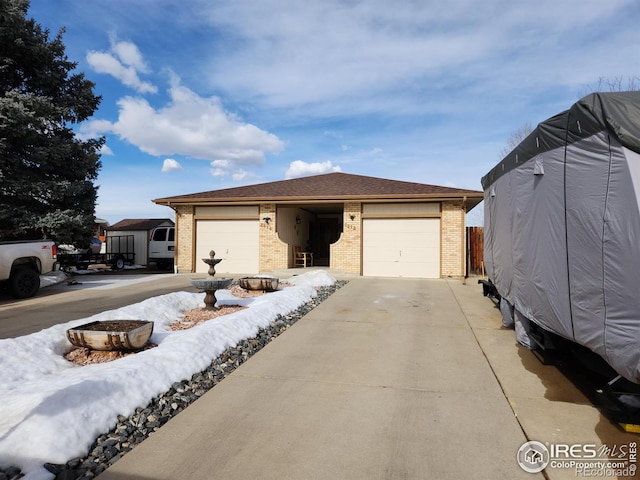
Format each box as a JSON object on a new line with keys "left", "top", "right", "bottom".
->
{"left": 0, "top": 0, "right": 104, "bottom": 244}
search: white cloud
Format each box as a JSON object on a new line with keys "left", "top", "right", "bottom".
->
{"left": 285, "top": 160, "right": 341, "bottom": 179}
{"left": 99, "top": 144, "right": 114, "bottom": 156}
{"left": 209, "top": 159, "right": 232, "bottom": 177}
{"left": 110, "top": 38, "right": 150, "bottom": 73}
{"left": 87, "top": 39, "right": 157, "bottom": 94}
{"left": 201, "top": 0, "right": 638, "bottom": 117}
{"left": 32, "top": 0, "right": 640, "bottom": 224}
{"left": 91, "top": 82, "right": 284, "bottom": 172}
{"left": 209, "top": 160, "right": 259, "bottom": 182}
{"left": 78, "top": 119, "right": 114, "bottom": 138}
{"left": 210, "top": 168, "right": 227, "bottom": 177}
{"left": 211, "top": 159, "right": 232, "bottom": 169}
{"left": 162, "top": 158, "right": 182, "bottom": 172}
{"left": 202, "top": 1, "right": 496, "bottom": 109}
{"left": 231, "top": 169, "right": 258, "bottom": 182}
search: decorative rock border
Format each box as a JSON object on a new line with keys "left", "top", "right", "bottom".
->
{"left": 0, "top": 280, "right": 347, "bottom": 480}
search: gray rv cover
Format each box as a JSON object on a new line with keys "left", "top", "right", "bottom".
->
{"left": 482, "top": 92, "right": 640, "bottom": 383}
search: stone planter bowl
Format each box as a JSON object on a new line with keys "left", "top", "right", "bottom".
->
{"left": 66, "top": 320, "right": 154, "bottom": 351}
{"left": 238, "top": 276, "right": 279, "bottom": 292}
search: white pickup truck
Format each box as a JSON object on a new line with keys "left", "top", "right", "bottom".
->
{"left": 0, "top": 240, "right": 58, "bottom": 298}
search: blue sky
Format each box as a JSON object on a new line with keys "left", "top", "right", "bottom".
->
{"left": 28, "top": 0, "right": 640, "bottom": 226}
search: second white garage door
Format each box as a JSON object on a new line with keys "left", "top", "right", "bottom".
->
{"left": 195, "top": 220, "right": 259, "bottom": 274}
{"left": 362, "top": 218, "right": 440, "bottom": 278}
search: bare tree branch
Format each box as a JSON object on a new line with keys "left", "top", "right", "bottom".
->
{"left": 499, "top": 122, "right": 533, "bottom": 159}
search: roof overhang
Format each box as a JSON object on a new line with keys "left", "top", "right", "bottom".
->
{"left": 154, "top": 193, "right": 484, "bottom": 212}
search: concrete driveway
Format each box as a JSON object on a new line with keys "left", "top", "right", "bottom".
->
{"left": 97, "top": 277, "right": 637, "bottom": 480}
{"left": 0, "top": 272, "right": 199, "bottom": 339}
{"left": 3, "top": 274, "right": 636, "bottom": 478}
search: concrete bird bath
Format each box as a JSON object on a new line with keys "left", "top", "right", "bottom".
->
{"left": 190, "top": 250, "right": 233, "bottom": 310}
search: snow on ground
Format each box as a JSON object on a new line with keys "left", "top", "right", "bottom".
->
{"left": 41, "top": 265, "right": 146, "bottom": 287}
{"left": 1, "top": 270, "right": 336, "bottom": 480}
{"left": 70, "top": 264, "right": 146, "bottom": 275}
{"left": 39, "top": 270, "right": 69, "bottom": 288}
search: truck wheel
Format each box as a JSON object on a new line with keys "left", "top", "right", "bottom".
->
{"left": 112, "top": 255, "right": 125, "bottom": 270}
{"left": 9, "top": 267, "right": 40, "bottom": 299}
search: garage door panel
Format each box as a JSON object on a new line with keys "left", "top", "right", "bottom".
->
{"left": 195, "top": 220, "right": 259, "bottom": 274}
{"left": 363, "top": 218, "right": 440, "bottom": 278}
{"left": 400, "top": 260, "right": 438, "bottom": 278}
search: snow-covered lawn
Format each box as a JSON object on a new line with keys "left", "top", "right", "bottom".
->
{"left": 1, "top": 270, "right": 336, "bottom": 480}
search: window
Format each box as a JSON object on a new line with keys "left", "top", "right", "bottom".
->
{"left": 152, "top": 228, "right": 167, "bottom": 241}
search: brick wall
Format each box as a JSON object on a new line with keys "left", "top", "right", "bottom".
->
{"left": 175, "top": 205, "right": 194, "bottom": 273}
{"left": 259, "top": 204, "right": 288, "bottom": 271}
{"left": 330, "top": 202, "right": 361, "bottom": 274}
{"left": 175, "top": 199, "right": 468, "bottom": 277}
{"left": 441, "top": 200, "right": 466, "bottom": 277}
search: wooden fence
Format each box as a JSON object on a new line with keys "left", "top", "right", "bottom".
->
{"left": 466, "top": 226, "right": 484, "bottom": 276}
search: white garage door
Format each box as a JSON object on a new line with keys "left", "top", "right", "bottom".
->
{"left": 195, "top": 220, "right": 259, "bottom": 274}
{"left": 363, "top": 218, "right": 440, "bottom": 278}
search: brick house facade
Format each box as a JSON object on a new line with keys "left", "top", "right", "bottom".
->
{"left": 156, "top": 173, "right": 482, "bottom": 278}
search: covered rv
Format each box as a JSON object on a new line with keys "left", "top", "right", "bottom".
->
{"left": 482, "top": 92, "right": 640, "bottom": 383}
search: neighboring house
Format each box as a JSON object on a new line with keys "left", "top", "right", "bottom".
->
{"left": 153, "top": 172, "right": 483, "bottom": 278}
{"left": 93, "top": 218, "right": 109, "bottom": 241}
{"left": 107, "top": 218, "right": 175, "bottom": 266}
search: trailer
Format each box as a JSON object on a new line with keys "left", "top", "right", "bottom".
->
{"left": 482, "top": 91, "right": 640, "bottom": 383}
{"left": 106, "top": 218, "right": 175, "bottom": 268}
{"left": 481, "top": 92, "right": 640, "bottom": 428}
{"left": 58, "top": 235, "right": 136, "bottom": 271}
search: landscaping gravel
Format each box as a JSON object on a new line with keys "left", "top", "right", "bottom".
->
{"left": 0, "top": 280, "right": 347, "bottom": 480}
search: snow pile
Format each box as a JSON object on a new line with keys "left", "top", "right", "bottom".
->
{"left": 39, "top": 270, "right": 68, "bottom": 288}
{"left": 0, "top": 270, "right": 336, "bottom": 480}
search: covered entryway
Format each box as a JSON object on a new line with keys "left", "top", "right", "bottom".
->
{"left": 277, "top": 204, "right": 343, "bottom": 268}
{"left": 195, "top": 220, "right": 259, "bottom": 274}
{"left": 362, "top": 218, "right": 440, "bottom": 278}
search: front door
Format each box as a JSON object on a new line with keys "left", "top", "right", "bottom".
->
{"left": 312, "top": 218, "right": 342, "bottom": 266}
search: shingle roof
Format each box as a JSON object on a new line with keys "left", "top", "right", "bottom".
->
{"left": 153, "top": 172, "right": 483, "bottom": 205}
{"left": 108, "top": 218, "right": 174, "bottom": 231}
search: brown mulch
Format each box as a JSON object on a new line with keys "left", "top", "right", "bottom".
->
{"left": 169, "top": 305, "right": 247, "bottom": 331}
{"left": 65, "top": 282, "right": 291, "bottom": 366}
{"left": 76, "top": 320, "right": 149, "bottom": 332}
{"left": 64, "top": 343, "right": 158, "bottom": 366}
{"left": 170, "top": 282, "right": 293, "bottom": 330}
{"left": 228, "top": 284, "right": 267, "bottom": 298}
{"left": 228, "top": 284, "right": 292, "bottom": 298}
